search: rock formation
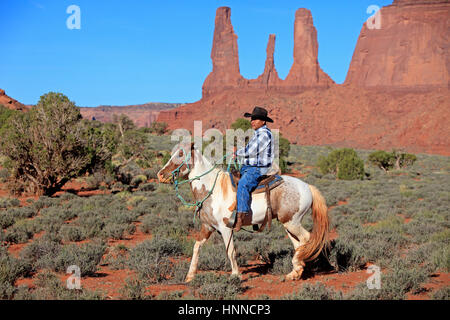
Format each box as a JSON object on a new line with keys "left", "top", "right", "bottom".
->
{"left": 283, "top": 9, "right": 334, "bottom": 91}
{"left": 158, "top": 4, "right": 450, "bottom": 156}
{"left": 202, "top": 7, "right": 333, "bottom": 96}
{"left": 344, "top": 0, "right": 449, "bottom": 89}
{"left": 202, "top": 7, "right": 245, "bottom": 97}
{"left": 79, "top": 103, "right": 181, "bottom": 127}
{"left": 247, "top": 34, "right": 281, "bottom": 90}
{"left": 0, "top": 89, "right": 31, "bottom": 111}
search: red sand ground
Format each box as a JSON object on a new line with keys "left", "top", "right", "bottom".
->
{"left": 2, "top": 172, "right": 449, "bottom": 300}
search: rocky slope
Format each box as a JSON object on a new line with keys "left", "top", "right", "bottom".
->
{"left": 79, "top": 103, "right": 181, "bottom": 127}
{"left": 345, "top": 0, "right": 449, "bottom": 90}
{"left": 0, "top": 89, "right": 32, "bottom": 111}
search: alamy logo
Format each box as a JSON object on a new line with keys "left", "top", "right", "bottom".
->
{"left": 366, "top": 5, "right": 382, "bottom": 30}
{"left": 66, "top": 5, "right": 81, "bottom": 30}
{"left": 366, "top": 265, "right": 381, "bottom": 289}
{"left": 66, "top": 265, "right": 81, "bottom": 289}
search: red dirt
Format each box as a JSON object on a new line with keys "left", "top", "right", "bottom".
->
{"left": 406, "top": 272, "right": 450, "bottom": 300}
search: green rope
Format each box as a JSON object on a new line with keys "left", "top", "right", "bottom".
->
{"left": 170, "top": 148, "right": 239, "bottom": 223}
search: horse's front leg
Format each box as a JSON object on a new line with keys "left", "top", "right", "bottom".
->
{"left": 219, "top": 227, "right": 240, "bottom": 277}
{"left": 185, "top": 224, "right": 213, "bottom": 282}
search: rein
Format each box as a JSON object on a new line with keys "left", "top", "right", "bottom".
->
{"left": 170, "top": 147, "right": 240, "bottom": 222}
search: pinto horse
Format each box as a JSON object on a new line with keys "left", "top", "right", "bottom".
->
{"left": 157, "top": 142, "right": 330, "bottom": 282}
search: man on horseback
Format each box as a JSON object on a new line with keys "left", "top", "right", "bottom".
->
{"left": 224, "top": 106, "right": 275, "bottom": 231}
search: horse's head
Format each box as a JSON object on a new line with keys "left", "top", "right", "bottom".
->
{"left": 157, "top": 142, "right": 196, "bottom": 184}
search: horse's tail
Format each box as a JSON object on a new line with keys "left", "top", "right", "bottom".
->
{"left": 295, "top": 184, "right": 330, "bottom": 263}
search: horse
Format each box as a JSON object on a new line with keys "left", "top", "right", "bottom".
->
{"left": 157, "top": 142, "right": 330, "bottom": 282}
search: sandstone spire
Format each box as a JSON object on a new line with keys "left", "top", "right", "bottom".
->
{"left": 202, "top": 7, "right": 244, "bottom": 97}
{"left": 248, "top": 34, "right": 281, "bottom": 90}
{"left": 283, "top": 9, "right": 334, "bottom": 91}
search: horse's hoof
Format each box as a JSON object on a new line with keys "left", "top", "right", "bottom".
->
{"left": 185, "top": 275, "right": 194, "bottom": 283}
{"left": 231, "top": 273, "right": 242, "bottom": 281}
{"left": 286, "top": 270, "right": 301, "bottom": 281}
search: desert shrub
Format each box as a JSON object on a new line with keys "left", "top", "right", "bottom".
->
{"left": 53, "top": 241, "right": 106, "bottom": 277}
{"left": 31, "top": 196, "right": 59, "bottom": 210}
{"left": 0, "top": 247, "right": 32, "bottom": 287}
{"left": 0, "top": 167, "right": 10, "bottom": 182}
{"left": 143, "top": 168, "right": 159, "bottom": 180}
{"left": 347, "top": 259, "right": 429, "bottom": 300}
{"left": 4, "top": 219, "right": 36, "bottom": 244}
{"left": 317, "top": 148, "right": 365, "bottom": 180}
{"left": 119, "top": 276, "right": 150, "bottom": 300}
{"left": 85, "top": 171, "right": 106, "bottom": 190}
{"left": 137, "top": 182, "right": 156, "bottom": 192}
{"left": 103, "top": 244, "right": 129, "bottom": 270}
{"left": 0, "top": 212, "right": 15, "bottom": 229}
{"left": 431, "top": 287, "right": 450, "bottom": 300}
{"left": 368, "top": 150, "right": 417, "bottom": 172}
{"left": 59, "top": 225, "right": 85, "bottom": 242}
{"left": 0, "top": 92, "right": 116, "bottom": 196}
{"left": 77, "top": 215, "right": 105, "bottom": 239}
{"left": 5, "top": 206, "right": 36, "bottom": 220}
{"left": 149, "top": 121, "right": 168, "bottom": 135}
{"left": 282, "top": 282, "right": 343, "bottom": 300}
{"left": 0, "top": 281, "right": 17, "bottom": 299}
{"left": 330, "top": 217, "right": 408, "bottom": 271}
{"left": 128, "top": 238, "right": 183, "bottom": 283}
{"left": 131, "top": 175, "right": 147, "bottom": 187}
{"left": 198, "top": 242, "right": 231, "bottom": 272}
{"left": 0, "top": 197, "right": 20, "bottom": 208}
{"left": 21, "top": 270, "right": 105, "bottom": 300}
{"left": 103, "top": 223, "right": 127, "bottom": 240}
{"left": 19, "top": 237, "right": 63, "bottom": 271}
{"left": 189, "top": 273, "right": 243, "bottom": 300}
{"left": 252, "top": 237, "right": 294, "bottom": 275}
{"left": 155, "top": 290, "right": 188, "bottom": 300}
{"left": 140, "top": 214, "right": 168, "bottom": 234}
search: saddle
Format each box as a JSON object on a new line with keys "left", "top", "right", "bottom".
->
{"left": 227, "top": 163, "right": 284, "bottom": 232}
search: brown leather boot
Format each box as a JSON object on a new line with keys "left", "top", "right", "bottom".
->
{"left": 234, "top": 212, "right": 246, "bottom": 232}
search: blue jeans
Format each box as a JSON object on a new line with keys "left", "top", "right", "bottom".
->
{"left": 237, "top": 165, "right": 263, "bottom": 213}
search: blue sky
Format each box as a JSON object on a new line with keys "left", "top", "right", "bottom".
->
{"left": 0, "top": 0, "right": 393, "bottom": 106}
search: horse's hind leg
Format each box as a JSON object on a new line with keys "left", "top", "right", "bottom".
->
{"left": 185, "top": 224, "right": 213, "bottom": 282}
{"left": 284, "top": 221, "right": 310, "bottom": 280}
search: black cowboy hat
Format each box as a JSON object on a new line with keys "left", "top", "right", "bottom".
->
{"left": 244, "top": 106, "right": 273, "bottom": 123}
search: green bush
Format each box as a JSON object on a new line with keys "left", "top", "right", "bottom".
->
{"left": 0, "top": 197, "right": 20, "bottom": 209}
{"left": 189, "top": 273, "right": 243, "bottom": 300}
{"left": 347, "top": 259, "right": 429, "bottom": 300}
{"left": 0, "top": 247, "right": 32, "bottom": 286}
{"left": 0, "top": 92, "right": 117, "bottom": 196}
{"left": 127, "top": 238, "right": 183, "bottom": 283}
{"left": 317, "top": 148, "right": 365, "bottom": 180}
{"left": 119, "top": 276, "right": 150, "bottom": 300}
{"left": 282, "top": 282, "right": 343, "bottom": 300}
{"left": 19, "top": 237, "right": 63, "bottom": 271}
{"left": 53, "top": 241, "right": 106, "bottom": 277}
{"left": 431, "top": 287, "right": 450, "bottom": 300}
{"left": 20, "top": 270, "right": 105, "bottom": 300}
{"left": 59, "top": 225, "right": 85, "bottom": 242}
{"left": 368, "top": 150, "right": 417, "bottom": 172}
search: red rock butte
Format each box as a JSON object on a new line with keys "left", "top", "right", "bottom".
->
{"left": 158, "top": 4, "right": 450, "bottom": 156}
